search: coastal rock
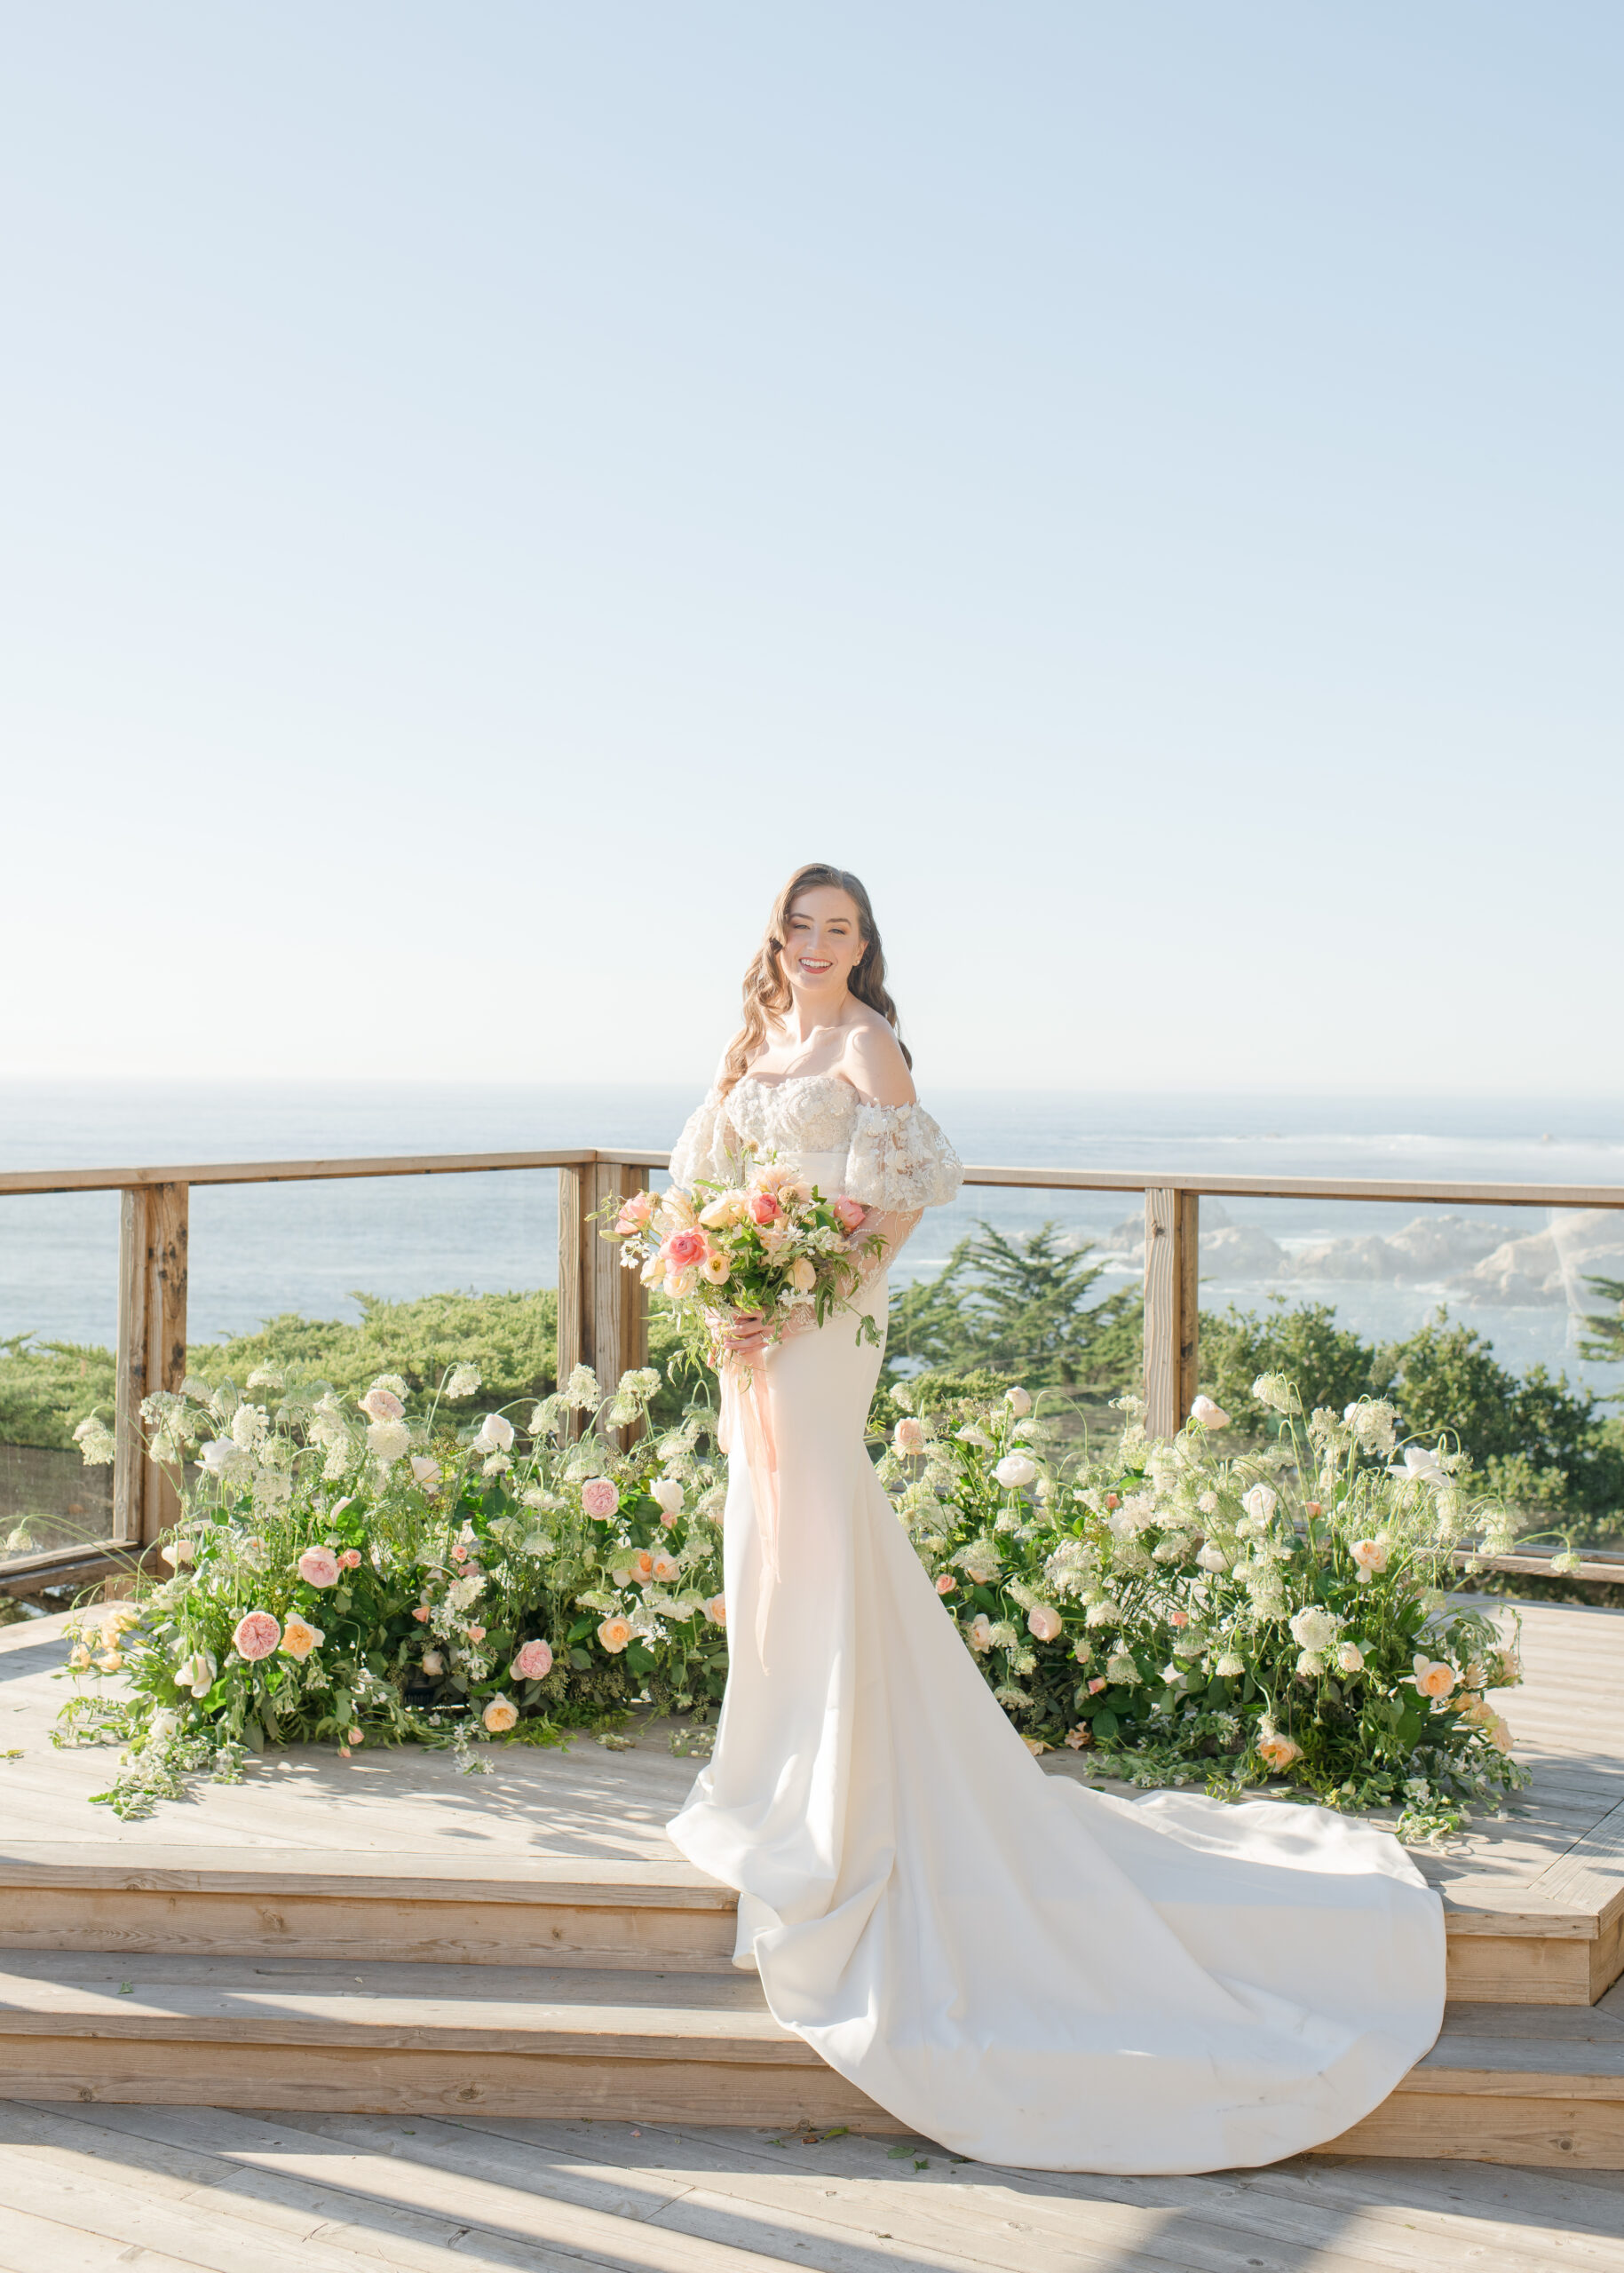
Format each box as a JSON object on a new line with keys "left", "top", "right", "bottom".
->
{"left": 1384, "top": 1216, "right": 1506, "bottom": 1274}
{"left": 1447, "top": 1211, "right": 1624, "bottom": 1308}
{"left": 1200, "top": 1224, "right": 1290, "bottom": 1279}
{"left": 1291, "top": 1235, "right": 1402, "bottom": 1283}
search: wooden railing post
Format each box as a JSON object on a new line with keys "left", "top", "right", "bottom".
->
{"left": 115, "top": 1182, "right": 190, "bottom": 1546}
{"left": 1143, "top": 1187, "right": 1198, "bottom": 1437}
{"left": 558, "top": 1160, "right": 651, "bottom": 1423}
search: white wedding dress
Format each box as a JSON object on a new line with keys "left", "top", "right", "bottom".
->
{"left": 664, "top": 1075, "right": 1445, "bottom": 2174}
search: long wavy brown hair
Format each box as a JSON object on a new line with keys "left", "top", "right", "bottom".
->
{"left": 719, "top": 863, "right": 911, "bottom": 1096}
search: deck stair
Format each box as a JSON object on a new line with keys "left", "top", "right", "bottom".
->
{"left": 1, "top": 1604, "right": 1623, "bottom": 2166}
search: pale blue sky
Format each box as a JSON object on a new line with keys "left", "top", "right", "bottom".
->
{"left": 4, "top": 4, "right": 1619, "bottom": 1092}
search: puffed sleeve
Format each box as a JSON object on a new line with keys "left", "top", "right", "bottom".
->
{"left": 667, "top": 1089, "right": 741, "bottom": 1190}
{"left": 844, "top": 1103, "right": 963, "bottom": 1210}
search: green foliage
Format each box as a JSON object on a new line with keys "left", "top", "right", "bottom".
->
{"left": 0, "top": 1336, "right": 118, "bottom": 1451}
{"left": 1198, "top": 1300, "right": 1623, "bottom": 1538}
{"left": 1579, "top": 1274, "right": 1624, "bottom": 1376}
{"left": 886, "top": 1224, "right": 1141, "bottom": 1398}
{"left": 188, "top": 1288, "right": 559, "bottom": 1414}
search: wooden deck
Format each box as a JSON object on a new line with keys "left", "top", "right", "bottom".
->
{"left": 0, "top": 1596, "right": 1621, "bottom": 2258}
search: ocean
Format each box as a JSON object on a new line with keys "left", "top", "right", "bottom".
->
{"left": 2, "top": 1083, "right": 1622, "bottom": 1396}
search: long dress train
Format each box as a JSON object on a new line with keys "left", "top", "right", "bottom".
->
{"left": 663, "top": 1084, "right": 1445, "bottom": 2174}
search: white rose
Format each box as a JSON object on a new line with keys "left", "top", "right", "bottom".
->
{"left": 1189, "top": 1395, "right": 1231, "bottom": 1430}
{"left": 994, "top": 1454, "right": 1038, "bottom": 1491}
{"left": 650, "top": 1478, "right": 685, "bottom": 1518}
{"left": 473, "top": 1414, "right": 515, "bottom": 1453}
{"left": 1004, "top": 1386, "right": 1033, "bottom": 1418}
{"left": 1240, "top": 1483, "right": 1278, "bottom": 1525}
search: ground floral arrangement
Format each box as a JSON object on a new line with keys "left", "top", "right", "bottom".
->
{"left": 878, "top": 1375, "right": 1529, "bottom": 1841}
{"left": 64, "top": 1358, "right": 1528, "bottom": 1841}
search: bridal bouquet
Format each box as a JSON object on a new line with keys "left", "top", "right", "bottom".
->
{"left": 600, "top": 1165, "right": 886, "bottom": 1359}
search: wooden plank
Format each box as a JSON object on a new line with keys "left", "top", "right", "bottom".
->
{"left": 1444, "top": 1936, "right": 1596, "bottom": 2006}
{"left": 142, "top": 1181, "right": 188, "bottom": 1545}
{"left": 1176, "top": 1188, "right": 1199, "bottom": 1423}
{"left": 1316, "top": 2089, "right": 1624, "bottom": 2168}
{"left": 5, "top": 1153, "right": 1623, "bottom": 1210}
{"left": 1143, "top": 1186, "right": 1177, "bottom": 1437}
{"left": 0, "top": 1848, "right": 733, "bottom": 1902}
{"left": 0, "top": 2202, "right": 210, "bottom": 2273}
{"left": 556, "top": 1161, "right": 587, "bottom": 1403}
{"left": 112, "top": 1188, "right": 148, "bottom": 1548}
{"left": 4, "top": 2041, "right": 896, "bottom": 2129}
{"left": 0, "top": 1151, "right": 598, "bottom": 1198}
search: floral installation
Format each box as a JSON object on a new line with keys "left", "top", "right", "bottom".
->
{"left": 59, "top": 1358, "right": 727, "bottom": 1815}
{"left": 875, "top": 1373, "right": 1530, "bottom": 1842}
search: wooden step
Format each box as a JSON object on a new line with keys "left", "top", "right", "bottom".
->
{"left": 0, "top": 1948, "right": 899, "bottom": 2131}
{"left": 2, "top": 1843, "right": 1619, "bottom": 2006}
{"left": 1315, "top": 1997, "right": 1624, "bottom": 2170}
{"left": 0, "top": 1848, "right": 740, "bottom": 1974}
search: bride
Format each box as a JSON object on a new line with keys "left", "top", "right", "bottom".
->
{"left": 664, "top": 861, "right": 1445, "bottom": 2175}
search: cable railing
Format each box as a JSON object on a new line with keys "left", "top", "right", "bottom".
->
{"left": 3, "top": 1147, "right": 1623, "bottom": 1593}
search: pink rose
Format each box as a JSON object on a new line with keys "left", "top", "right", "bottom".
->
{"left": 894, "top": 1417, "right": 925, "bottom": 1455}
{"left": 511, "top": 1639, "right": 553, "bottom": 1682}
{"left": 967, "top": 1614, "right": 994, "bottom": 1652}
{"left": 467, "top": 1625, "right": 486, "bottom": 1644}
{"left": 748, "top": 1192, "right": 780, "bottom": 1227}
{"left": 614, "top": 1192, "right": 654, "bottom": 1234}
{"left": 598, "top": 1614, "right": 633, "bottom": 1654}
{"left": 1088, "top": 1677, "right": 1106, "bottom": 1694}
{"left": 935, "top": 1574, "right": 955, "bottom": 1595}
{"left": 1169, "top": 1609, "right": 1188, "bottom": 1628}
{"left": 359, "top": 1387, "right": 405, "bottom": 1423}
{"left": 661, "top": 1227, "right": 707, "bottom": 1269}
{"left": 831, "top": 1195, "right": 866, "bottom": 1233}
{"left": 337, "top": 1548, "right": 362, "bottom": 1571}
{"left": 581, "top": 1477, "right": 619, "bottom": 1518}
{"left": 233, "top": 1611, "right": 281, "bottom": 1661}
{"left": 297, "top": 1547, "right": 340, "bottom": 1589}
{"left": 1026, "top": 1604, "right": 1063, "bottom": 1643}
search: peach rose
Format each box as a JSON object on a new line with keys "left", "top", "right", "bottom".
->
{"left": 966, "top": 1614, "right": 994, "bottom": 1652}
{"left": 598, "top": 1615, "right": 634, "bottom": 1654}
{"left": 703, "top": 1594, "right": 726, "bottom": 1626}
{"left": 279, "top": 1615, "right": 324, "bottom": 1660}
{"left": 1351, "top": 1538, "right": 1390, "bottom": 1581}
{"left": 1256, "top": 1721, "right": 1303, "bottom": 1770}
{"left": 581, "top": 1477, "right": 620, "bottom": 1518}
{"left": 626, "top": 1547, "right": 655, "bottom": 1583}
{"left": 482, "top": 1694, "right": 519, "bottom": 1733}
{"left": 337, "top": 1547, "right": 362, "bottom": 1571}
{"left": 1189, "top": 1395, "right": 1230, "bottom": 1429}
{"left": 232, "top": 1611, "right": 281, "bottom": 1661}
{"left": 788, "top": 1255, "right": 818, "bottom": 1293}
{"left": 1412, "top": 1653, "right": 1459, "bottom": 1700}
{"left": 410, "top": 1454, "right": 441, "bottom": 1492}
{"left": 614, "top": 1191, "right": 655, "bottom": 1234}
{"left": 935, "top": 1574, "right": 956, "bottom": 1595}
{"left": 1065, "top": 1724, "right": 1092, "bottom": 1748}
{"left": 831, "top": 1195, "right": 866, "bottom": 1233}
{"left": 894, "top": 1417, "right": 925, "bottom": 1454}
{"left": 359, "top": 1386, "right": 405, "bottom": 1423}
{"left": 412, "top": 1603, "right": 430, "bottom": 1622}
{"left": 297, "top": 1546, "right": 340, "bottom": 1589}
{"left": 1026, "top": 1604, "right": 1063, "bottom": 1643}
{"left": 649, "top": 1550, "right": 679, "bottom": 1584}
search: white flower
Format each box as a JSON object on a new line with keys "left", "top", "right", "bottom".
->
{"left": 1344, "top": 1398, "right": 1398, "bottom": 1456}
{"left": 1252, "top": 1373, "right": 1299, "bottom": 1415}
{"left": 473, "top": 1413, "right": 515, "bottom": 1453}
{"left": 1004, "top": 1386, "right": 1034, "bottom": 1418}
{"left": 1240, "top": 1483, "right": 1278, "bottom": 1525}
{"left": 446, "top": 1364, "right": 481, "bottom": 1398}
{"left": 1295, "top": 1650, "right": 1327, "bottom": 1677}
{"left": 564, "top": 1365, "right": 601, "bottom": 1410}
{"left": 72, "top": 1415, "right": 117, "bottom": 1466}
{"left": 955, "top": 1424, "right": 994, "bottom": 1449}
{"left": 1196, "top": 1489, "right": 1219, "bottom": 1516}
{"left": 230, "top": 1405, "right": 269, "bottom": 1452}
{"left": 1391, "top": 1444, "right": 1446, "bottom": 1485}
{"left": 994, "top": 1453, "right": 1038, "bottom": 1491}
{"left": 1214, "top": 1652, "right": 1246, "bottom": 1679}
{"left": 198, "top": 1439, "right": 242, "bottom": 1477}
{"left": 1189, "top": 1395, "right": 1231, "bottom": 1430}
{"left": 1105, "top": 1651, "right": 1139, "bottom": 1685}
{"left": 1336, "top": 1641, "right": 1366, "bottom": 1674}
{"left": 245, "top": 1365, "right": 284, "bottom": 1391}
{"left": 1195, "top": 1543, "right": 1230, "bottom": 1574}
{"left": 1288, "top": 1605, "right": 1340, "bottom": 1655}
{"left": 650, "top": 1478, "right": 685, "bottom": 1519}
{"left": 368, "top": 1418, "right": 411, "bottom": 1464}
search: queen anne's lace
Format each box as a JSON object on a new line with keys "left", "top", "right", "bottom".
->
{"left": 668, "top": 1076, "right": 963, "bottom": 1213}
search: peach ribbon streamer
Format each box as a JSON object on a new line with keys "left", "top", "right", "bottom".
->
{"left": 718, "top": 1359, "right": 780, "bottom": 1667}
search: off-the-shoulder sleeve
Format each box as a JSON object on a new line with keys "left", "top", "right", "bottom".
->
{"left": 844, "top": 1103, "right": 963, "bottom": 1211}
{"left": 667, "top": 1089, "right": 741, "bottom": 1190}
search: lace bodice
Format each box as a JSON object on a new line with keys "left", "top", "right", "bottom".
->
{"left": 669, "top": 1075, "right": 963, "bottom": 1211}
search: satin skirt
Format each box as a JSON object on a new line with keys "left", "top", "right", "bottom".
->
{"left": 667, "top": 1224, "right": 1446, "bottom": 2174}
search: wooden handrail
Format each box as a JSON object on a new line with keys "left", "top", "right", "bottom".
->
{"left": 5, "top": 1139, "right": 1620, "bottom": 1582}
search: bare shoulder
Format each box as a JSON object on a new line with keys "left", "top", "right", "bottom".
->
{"left": 842, "top": 1010, "right": 916, "bottom": 1107}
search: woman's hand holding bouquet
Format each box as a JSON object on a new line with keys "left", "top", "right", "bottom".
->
{"left": 599, "top": 1160, "right": 886, "bottom": 1372}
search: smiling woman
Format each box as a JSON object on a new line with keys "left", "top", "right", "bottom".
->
{"left": 720, "top": 864, "right": 913, "bottom": 1099}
